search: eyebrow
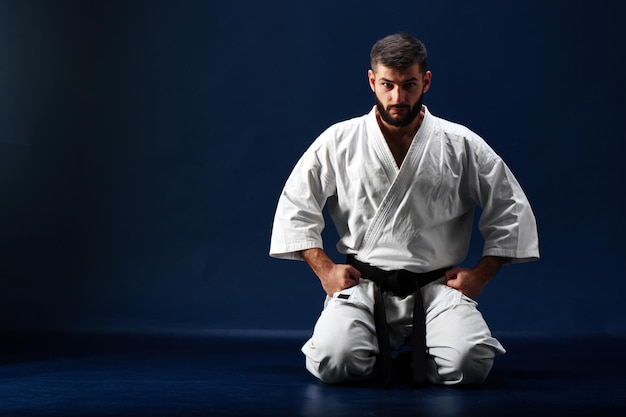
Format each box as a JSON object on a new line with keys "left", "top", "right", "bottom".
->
{"left": 380, "top": 77, "right": 418, "bottom": 84}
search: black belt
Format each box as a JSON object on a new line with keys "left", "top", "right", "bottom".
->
{"left": 347, "top": 255, "right": 450, "bottom": 385}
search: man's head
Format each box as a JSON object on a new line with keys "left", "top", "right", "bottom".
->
{"left": 368, "top": 34, "right": 431, "bottom": 127}
{"left": 370, "top": 33, "right": 428, "bottom": 74}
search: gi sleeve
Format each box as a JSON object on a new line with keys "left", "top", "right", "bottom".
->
{"left": 269, "top": 138, "right": 337, "bottom": 260}
{"left": 471, "top": 141, "right": 540, "bottom": 264}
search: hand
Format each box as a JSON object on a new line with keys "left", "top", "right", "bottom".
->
{"left": 445, "top": 256, "right": 508, "bottom": 299}
{"left": 301, "top": 248, "right": 361, "bottom": 297}
{"left": 445, "top": 267, "right": 487, "bottom": 300}
{"left": 319, "top": 264, "right": 361, "bottom": 297}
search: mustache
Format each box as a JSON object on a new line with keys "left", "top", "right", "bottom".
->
{"left": 387, "top": 104, "right": 411, "bottom": 110}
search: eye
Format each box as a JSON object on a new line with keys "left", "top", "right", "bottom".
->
{"left": 403, "top": 82, "right": 417, "bottom": 90}
{"left": 382, "top": 82, "right": 394, "bottom": 90}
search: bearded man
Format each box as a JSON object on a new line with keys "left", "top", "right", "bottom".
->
{"left": 270, "top": 33, "right": 539, "bottom": 386}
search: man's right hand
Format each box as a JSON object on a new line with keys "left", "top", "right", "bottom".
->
{"left": 300, "top": 248, "right": 361, "bottom": 297}
{"left": 319, "top": 263, "right": 361, "bottom": 297}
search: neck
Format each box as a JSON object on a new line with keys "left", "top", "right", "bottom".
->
{"left": 376, "top": 107, "right": 426, "bottom": 167}
{"left": 376, "top": 106, "right": 425, "bottom": 142}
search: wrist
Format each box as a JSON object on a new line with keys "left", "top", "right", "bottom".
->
{"left": 474, "top": 256, "right": 508, "bottom": 282}
{"left": 301, "top": 248, "right": 335, "bottom": 279}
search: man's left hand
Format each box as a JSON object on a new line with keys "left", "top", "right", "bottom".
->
{"left": 445, "top": 256, "right": 509, "bottom": 299}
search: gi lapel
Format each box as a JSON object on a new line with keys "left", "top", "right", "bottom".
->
{"left": 358, "top": 108, "right": 435, "bottom": 259}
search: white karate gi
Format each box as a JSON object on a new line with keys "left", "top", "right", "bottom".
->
{"left": 270, "top": 106, "right": 539, "bottom": 385}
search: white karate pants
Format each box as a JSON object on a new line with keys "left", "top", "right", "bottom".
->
{"left": 302, "top": 278, "right": 505, "bottom": 385}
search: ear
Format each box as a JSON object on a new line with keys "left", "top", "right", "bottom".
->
{"left": 422, "top": 71, "right": 432, "bottom": 94}
{"left": 368, "top": 69, "right": 376, "bottom": 92}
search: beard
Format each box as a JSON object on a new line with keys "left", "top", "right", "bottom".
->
{"left": 374, "top": 93, "right": 423, "bottom": 127}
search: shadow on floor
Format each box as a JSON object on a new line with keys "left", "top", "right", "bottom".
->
{"left": 1, "top": 330, "right": 624, "bottom": 416}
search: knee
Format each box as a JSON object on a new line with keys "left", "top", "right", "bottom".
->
{"left": 428, "top": 343, "right": 496, "bottom": 386}
{"left": 304, "top": 320, "right": 377, "bottom": 384}
{"left": 307, "top": 346, "right": 377, "bottom": 384}
{"left": 455, "top": 346, "right": 495, "bottom": 386}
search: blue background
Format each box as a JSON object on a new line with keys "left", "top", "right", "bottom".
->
{"left": 1, "top": 0, "right": 624, "bottom": 337}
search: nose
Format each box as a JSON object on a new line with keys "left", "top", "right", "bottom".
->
{"left": 391, "top": 85, "right": 405, "bottom": 104}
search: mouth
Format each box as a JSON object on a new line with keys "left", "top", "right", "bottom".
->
{"left": 389, "top": 106, "right": 409, "bottom": 115}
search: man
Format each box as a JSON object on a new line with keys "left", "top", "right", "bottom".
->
{"left": 269, "top": 33, "right": 539, "bottom": 386}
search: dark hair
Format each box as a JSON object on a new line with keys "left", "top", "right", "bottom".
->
{"left": 370, "top": 33, "right": 428, "bottom": 73}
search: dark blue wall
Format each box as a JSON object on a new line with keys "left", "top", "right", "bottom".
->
{"left": 1, "top": 0, "right": 624, "bottom": 336}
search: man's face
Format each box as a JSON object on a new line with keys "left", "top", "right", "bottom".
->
{"left": 368, "top": 63, "right": 431, "bottom": 127}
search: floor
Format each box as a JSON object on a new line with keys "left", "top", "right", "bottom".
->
{"left": 0, "top": 330, "right": 625, "bottom": 417}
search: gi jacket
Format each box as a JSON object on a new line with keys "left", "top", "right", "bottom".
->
{"left": 270, "top": 106, "right": 539, "bottom": 273}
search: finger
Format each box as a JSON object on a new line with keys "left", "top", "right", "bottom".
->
{"left": 445, "top": 269, "right": 457, "bottom": 281}
{"left": 446, "top": 266, "right": 467, "bottom": 279}
{"left": 446, "top": 279, "right": 460, "bottom": 290}
{"left": 347, "top": 265, "right": 361, "bottom": 281}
